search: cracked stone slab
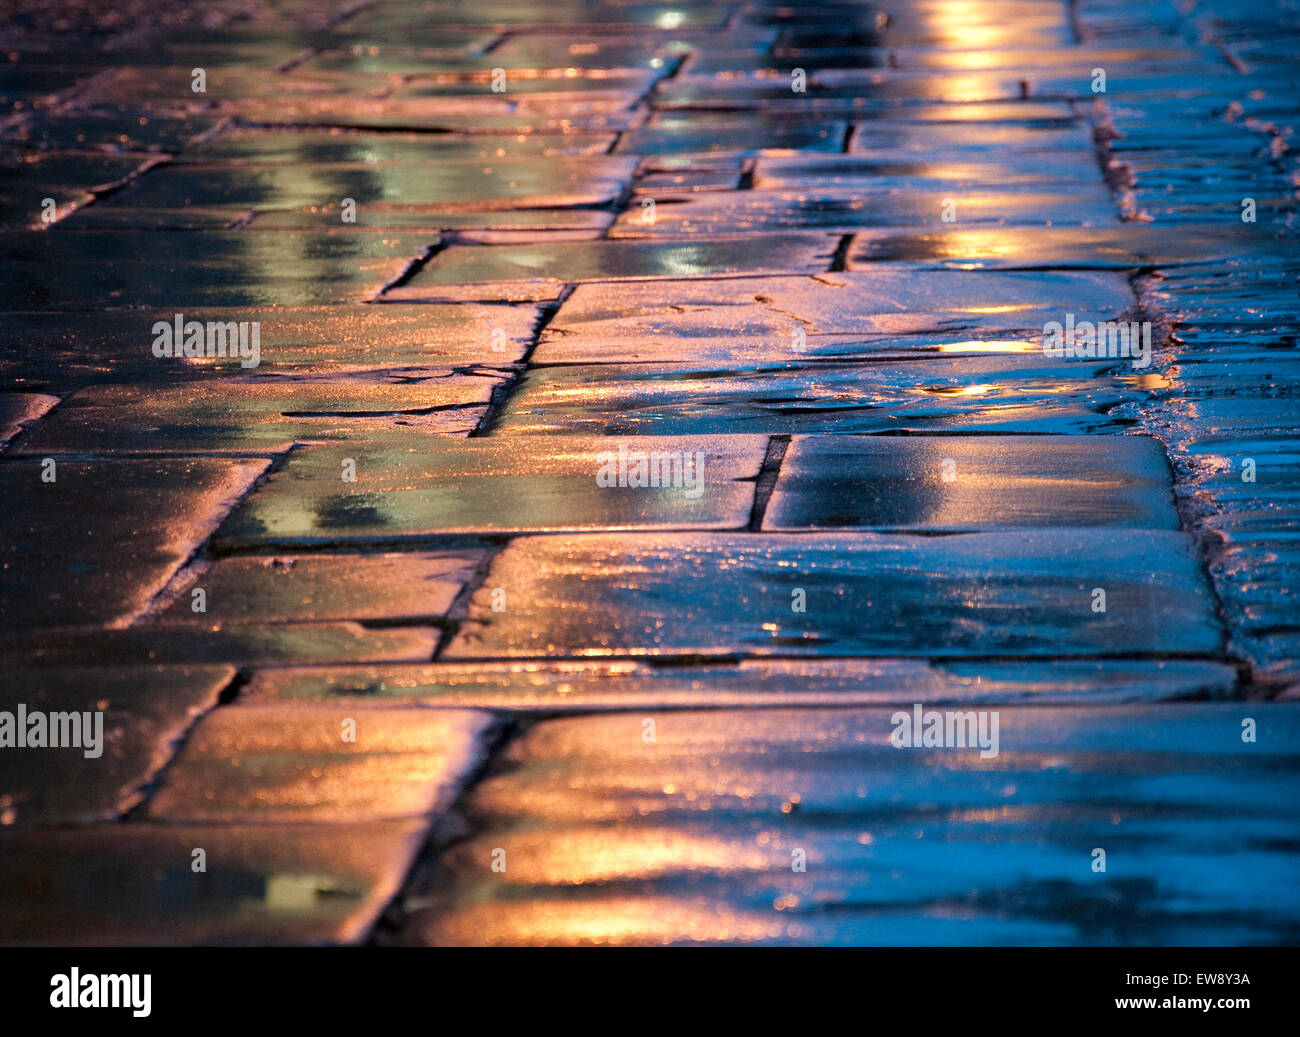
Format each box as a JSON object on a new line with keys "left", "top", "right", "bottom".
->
{"left": 0, "top": 230, "right": 432, "bottom": 309}
{"left": 147, "top": 704, "right": 494, "bottom": 823}
{"left": 0, "top": 820, "right": 432, "bottom": 945}
{"left": 445, "top": 530, "right": 1222, "bottom": 659}
{"left": 243, "top": 657, "right": 1238, "bottom": 710}
{"left": 531, "top": 270, "right": 1135, "bottom": 365}
{"left": 216, "top": 435, "right": 768, "bottom": 545}
{"left": 490, "top": 356, "right": 1139, "bottom": 436}
{"left": 610, "top": 186, "right": 1119, "bottom": 236}
{"left": 1, "top": 623, "right": 440, "bottom": 669}
{"left": 763, "top": 434, "right": 1179, "bottom": 531}
{"left": 153, "top": 550, "right": 485, "bottom": 625}
{"left": 0, "top": 664, "right": 232, "bottom": 824}
{"left": 0, "top": 457, "right": 266, "bottom": 631}
{"left": 14, "top": 374, "right": 503, "bottom": 454}
{"left": 389, "top": 235, "right": 838, "bottom": 293}
{"left": 410, "top": 703, "right": 1300, "bottom": 946}
{"left": 0, "top": 304, "right": 541, "bottom": 385}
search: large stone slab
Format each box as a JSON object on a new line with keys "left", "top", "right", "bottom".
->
{"left": 491, "top": 356, "right": 1140, "bottom": 436}
{"left": 101, "top": 156, "right": 636, "bottom": 212}
{"left": 617, "top": 116, "right": 848, "bottom": 156}
{"left": 849, "top": 120, "right": 1093, "bottom": 153}
{"left": 0, "top": 231, "right": 431, "bottom": 309}
{"left": 216, "top": 435, "right": 768, "bottom": 545}
{"left": 763, "top": 434, "right": 1178, "bottom": 531}
{"left": 243, "top": 658, "right": 1238, "bottom": 710}
{"left": 0, "top": 457, "right": 266, "bottom": 631}
{"left": 610, "top": 186, "right": 1119, "bottom": 236}
{"left": 182, "top": 130, "right": 617, "bottom": 164}
{"left": 846, "top": 225, "right": 1283, "bottom": 271}
{"left": 532, "top": 270, "right": 1135, "bottom": 365}
{"left": 410, "top": 704, "right": 1300, "bottom": 945}
{"left": 0, "top": 304, "right": 541, "bottom": 385}
{"left": 445, "top": 531, "right": 1223, "bottom": 659}
{"left": 153, "top": 551, "right": 483, "bottom": 626}
{"left": 1, "top": 623, "right": 440, "bottom": 669}
{"left": 13, "top": 375, "right": 504, "bottom": 454}
{"left": 0, "top": 664, "right": 232, "bottom": 824}
{"left": 389, "top": 235, "right": 838, "bottom": 293}
{"left": 752, "top": 153, "right": 1106, "bottom": 190}
{"left": 147, "top": 704, "right": 494, "bottom": 823}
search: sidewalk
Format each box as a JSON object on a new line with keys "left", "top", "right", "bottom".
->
{"left": 0, "top": 0, "right": 1297, "bottom": 945}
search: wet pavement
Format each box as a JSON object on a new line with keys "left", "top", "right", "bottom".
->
{"left": 0, "top": 0, "right": 1297, "bottom": 946}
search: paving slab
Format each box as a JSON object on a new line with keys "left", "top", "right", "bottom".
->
{"left": 410, "top": 704, "right": 1300, "bottom": 945}
{"left": 0, "top": 820, "right": 431, "bottom": 945}
{"left": 445, "top": 530, "right": 1223, "bottom": 659}
{"left": 248, "top": 208, "right": 616, "bottom": 234}
{"left": 302, "top": 45, "right": 674, "bottom": 76}
{"left": 611, "top": 186, "right": 1119, "bottom": 236}
{"left": 849, "top": 120, "right": 1093, "bottom": 153}
{"left": 153, "top": 551, "right": 484, "bottom": 626}
{"left": 763, "top": 434, "right": 1178, "bottom": 531}
{"left": 147, "top": 704, "right": 494, "bottom": 823}
{"left": 100, "top": 155, "right": 637, "bottom": 212}
{"left": 216, "top": 435, "right": 768, "bottom": 545}
{"left": 0, "top": 623, "right": 440, "bottom": 669}
{"left": 490, "top": 356, "right": 1139, "bottom": 436}
{"left": 0, "top": 108, "right": 221, "bottom": 152}
{"left": 752, "top": 153, "right": 1106, "bottom": 190}
{"left": 222, "top": 96, "right": 642, "bottom": 133}
{"left": 243, "top": 658, "right": 1239, "bottom": 710}
{"left": 847, "top": 225, "right": 1285, "bottom": 271}
{"left": 0, "top": 230, "right": 433, "bottom": 309}
{"left": 0, "top": 457, "right": 266, "bottom": 631}
{"left": 0, "top": 664, "right": 232, "bottom": 824}
{"left": 0, "top": 304, "right": 541, "bottom": 385}
{"left": 13, "top": 375, "right": 504, "bottom": 454}
{"left": 181, "top": 130, "right": 618, "bottom": 164}
{"left": 532, "top": 270, "right": 1135, "bottom": 365}
{"left": 389, "top": 235, "right": 838, "bottom": 293}
{"left": 616, "top": 116, "right": 847, "bottom": 156}
{"left": 651, "top": 72, "right": 1032, "bottom": 110}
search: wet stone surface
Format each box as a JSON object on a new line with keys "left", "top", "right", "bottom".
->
{"left": 0, "top": 664, "right": 233, "bottom": 825}
{"left": 146, "top": 704, "right": 494, "bottom": 823}
{"left": 2, "top": 0, "right": 1296, "bottom": 947}
{"left": 216, "top": 435, "right": 768, "bottom": 544}
{"left": 409, "top": 704, "right": 1300, "bottom": 946}
{"left": 446, "top": 531, "right": 1222, "bottom": 660}
{"left": 763, "top": 434, "right": 1179, "bottom": 531}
